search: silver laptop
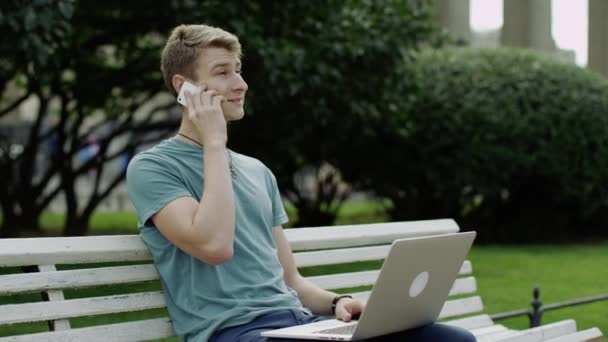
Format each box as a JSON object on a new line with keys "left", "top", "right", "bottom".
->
{"left": 262, "top": 231, "right": 477, "bottom": 341}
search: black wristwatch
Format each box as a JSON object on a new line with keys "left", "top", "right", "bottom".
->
{"left": 331, "top": 294, "right": 353, "bottom": 315}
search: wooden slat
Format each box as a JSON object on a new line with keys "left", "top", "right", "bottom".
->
{"left": 460, "top": 260, "right": 473, "bottom": 275}
{"left": 294, "top": 245, "right": 391, "bottom": 267}
{"left": 492, "top": 320, "right": 577, "bottom": 342}
{"left": 471, "top": 324, "right": 510, "bottom": 337}
{"left": 307, "top": 270, "right": 379, "bottom": 289}
{"left": 448, "top": 276, "right": 477, "bottom": 296}
{"left": 0, "top": 318, "right": 176, "bottom": 342}
{"left": 0, "top": 264, "right": 159, "bottom": 295}
{"left": 285, "top": 219, "right": 460, "bottom": 251}
{"left": 0, "top": 235, "right": 151, "bottom": 267}
{"left": 0, "top": 291, "right": 166, "bottom": 325}
{"left": 0, "top": 219, "right": 459, "bottom": 266}
{"left": 306, "top": 263, "right": 474, "bottom": 291}
{"left": 444, "top": 314, "right": 495, "bottom": 330}
{"left": 294, "top": 245, "right": 473, "bottom": 274}
{"left": 438, "top": 296, "right": 484, "bottom": 319}
{"left": 348, "top": 276, "right": 476, "bottom": 301}
{"left": 477, "top": 330, "right": 522, "bottom": 342}
{"left": 37, "top": 265, "right": 70, "bottom": 331}
{"left": 0, "top": 260, "right": 472, "bottom": 296}
{"left": 543, "top": 328, "right": 604, "bottom": 342}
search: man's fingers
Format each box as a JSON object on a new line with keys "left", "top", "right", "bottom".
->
{"left": 201, "top": 89, "right": 218, "bottom": 107}
{"left": 213, "top": 94, "right": 225, "bottom": 107}
{"left": 336, "top": 302, "right": 353, "bottom": 321}
{"left": 184, "top": 91, "right": 196, "bottom": 121}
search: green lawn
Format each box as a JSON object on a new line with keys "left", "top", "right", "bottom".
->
{"left": 468, "top": 243, "right": 608, "bottom": 337}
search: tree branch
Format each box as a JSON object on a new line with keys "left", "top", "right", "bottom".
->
{"left": 0, "top": 92, "right": 31, "bottom": 118}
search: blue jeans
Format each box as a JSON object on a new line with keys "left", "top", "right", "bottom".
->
{"left": 210, "top": 309, "right": 476, "bottom": 342}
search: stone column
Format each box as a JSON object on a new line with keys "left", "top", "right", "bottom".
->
{"left": 501, "top": 0, "right": 556, "bottom": 51}
{"left": 434, "top": 0, "right": 471, "bottom": 44}
{"left": 588, "top": 0, "right": 608, "bottom": 77}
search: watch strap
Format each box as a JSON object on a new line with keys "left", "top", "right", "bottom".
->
{"left": 331, "top": 294, "right": 353, "bottom": 315}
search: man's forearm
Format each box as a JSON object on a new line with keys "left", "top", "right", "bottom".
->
{"left": 190, "top": 144, "right": 235, "bottom": 253}
{"left": 291, "top": 275, "right": 337, "bottom": 316}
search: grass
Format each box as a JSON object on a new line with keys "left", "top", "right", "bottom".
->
{"left": 468, "top": 243, "right": 608, "bottom": 338}
{"left": 1, "top": 202, "right": 606, "bottom": 340}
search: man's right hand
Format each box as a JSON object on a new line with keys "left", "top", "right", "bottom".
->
{"left": 184, "top": 83, "right": 227, "bottom": 147}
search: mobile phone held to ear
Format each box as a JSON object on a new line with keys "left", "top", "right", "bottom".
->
{"left": 177, "top": 81, "right": 200, "bottom": 106}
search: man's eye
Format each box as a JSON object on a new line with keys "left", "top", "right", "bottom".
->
{"left": 236, "top": 69, "right": 242, "bottom": 74}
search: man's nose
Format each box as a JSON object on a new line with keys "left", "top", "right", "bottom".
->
{"left": 233, "top": 75, "right": 248, "bottom": 92}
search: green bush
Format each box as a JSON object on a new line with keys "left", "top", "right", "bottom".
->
{"left": 355, "top": 48, "right": 608, "bottom": 242}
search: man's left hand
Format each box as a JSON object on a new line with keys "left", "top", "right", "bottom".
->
{"left": 335, "top": 297, "right": 366, "bottom": 321}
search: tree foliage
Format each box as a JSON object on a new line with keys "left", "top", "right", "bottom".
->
{"left": 356, "top": 48, "right": 608, "bottom": 242}
{"left": 1, "top": 0, "right": 441, "bottom": 235}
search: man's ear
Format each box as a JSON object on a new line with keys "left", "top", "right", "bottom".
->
{"left": 172, "top": 75, "right": 185, "bottom": 95}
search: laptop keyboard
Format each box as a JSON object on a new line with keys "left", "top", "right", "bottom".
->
{"left": 314, "top": 323, "right": 358, "bottom": 335}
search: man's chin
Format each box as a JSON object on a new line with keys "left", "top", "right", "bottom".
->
{"left": 225, "top": 111, "right": 245, "bottom": 122}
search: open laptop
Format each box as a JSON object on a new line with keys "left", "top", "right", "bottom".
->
{"left": 262, "top": 231, "right": 477, "bottom": 341}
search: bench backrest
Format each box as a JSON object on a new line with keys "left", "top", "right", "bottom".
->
{"left": 0, "top": 219, "right": 481, "bottom": 341}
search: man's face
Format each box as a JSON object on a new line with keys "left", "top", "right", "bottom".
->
{"left": 193, "top": 47, "right": 248, "bottom": 121}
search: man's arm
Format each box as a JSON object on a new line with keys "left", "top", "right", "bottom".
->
{"left": 272, "top": 226, "right": 366, "bottom": 321}
{"left": 151, "top": 87, "right": 235, "bottom": 266}
{"left": 151, "top": 144, "right": 234, "bottom": 265}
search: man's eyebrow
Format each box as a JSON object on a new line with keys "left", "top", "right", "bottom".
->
{"left": 210, "top": 61, "right": 242, "bottom": 70}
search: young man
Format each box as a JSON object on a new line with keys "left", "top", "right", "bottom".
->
{"left": 127, "top": 24, "right": 475, "bottom": 342}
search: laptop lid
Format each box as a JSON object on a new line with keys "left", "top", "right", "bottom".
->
{"left": 262, "top": 231, "right": 476, "bottom": 341}
{"left": 352, "top": 231, "right": 476, "bottom": 340}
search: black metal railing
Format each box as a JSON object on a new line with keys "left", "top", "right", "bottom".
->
{"left": 490, "top": 287, "right": 608, "bottom": 328}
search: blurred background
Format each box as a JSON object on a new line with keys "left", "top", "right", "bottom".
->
{"left": 2, "top": 0, "right": 607, "bottom": 241}
{"left": 0, "top": 0, "right": 606, "bottom": 336}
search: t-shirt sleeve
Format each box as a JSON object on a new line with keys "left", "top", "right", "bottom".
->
{"left": 267, "top": 169, "right": 289, "bottom": 227}
{"left": 126, "top": 155, "right": 191, "bottom": 227}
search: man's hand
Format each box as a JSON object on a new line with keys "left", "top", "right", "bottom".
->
{"left": 184, "top": 83, "right": 227, "bottom": 147}
{"left": 335, "top": 298, "right": 366, "bottom": 322}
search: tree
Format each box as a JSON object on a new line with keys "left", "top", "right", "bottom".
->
{"left": 1, "top": 0, "right": 442, "bottom": 236}
{"left": 0, "top": 0, "right": 180, "bottom": 236}
{"left": 223, "top": 0, "right": 442, "bottom": 226}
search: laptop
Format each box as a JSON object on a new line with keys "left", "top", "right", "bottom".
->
{"left": 261, "top": 231, "right": 477, "bottom": 341}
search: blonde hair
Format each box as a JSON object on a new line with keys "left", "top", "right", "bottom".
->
{"left": 160, "top": 24, "right": 242, "bottom": 96}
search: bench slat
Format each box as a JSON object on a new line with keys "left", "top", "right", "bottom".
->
{"left": 348, "top": 276, "right": 476, "bottom": 300}
{"left": 294, "top": 245, "right": 391, "bottom": 267}
{"left": 448, "top": 276, "right": 477, "bottom": 296}
{"left": 444, "top": 314, "right": 495, "bottom": 330}
{"left": 471, "top": 324, "right": 510, "bottom": 337}
{"left": 487, "top": 320, "right": 577, "bottom": 342}
{"left": 0, "top": 264, "right": 159, "bottom": 295}
{"left": 307, "top": 264, "right": 474, "bottom": 291}
{"left": 0, "top": 235, "right": 151, "bottom": 267}
{"left": 438, "top": 296, "right": 484, "bottom": 319}
{"left": 0, "top": 318, "right": 175, "bottom": 342}
{"left": 295, "top": 245, "right": 473, "bottom": 275}
{"left": 0, "top": 262, "right": 472, "bottom": 296}
{"left": 543, "top": 328, "right": 604, "bottom": 342}
{"left": 477, "top": 330, "right": 523, "bottom": 342}
{"left": 286, "top": 219, "right": 459, "bottom": 251}
{"left": 0, "top": 219, "right": 458, "bottom": 266}
{"left": 0, "top": 291, "right": 166, "bottom": 325}
{"left": 308, "top": 270, "right": 379, "bottom": 289}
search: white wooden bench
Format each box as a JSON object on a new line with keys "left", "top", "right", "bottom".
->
{"left": 0, "top": 219, "right": 603, "bottom": 341}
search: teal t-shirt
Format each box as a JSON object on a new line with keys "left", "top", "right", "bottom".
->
{"left": 126, "top": 137, "right": 306, "bottom": 341}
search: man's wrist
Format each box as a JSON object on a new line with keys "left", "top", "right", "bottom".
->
{"left": 331, "top": 295, "right": 353, "bottom": 315}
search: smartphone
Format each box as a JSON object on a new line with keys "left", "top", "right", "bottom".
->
{"left": 177, "top": 81, "right": 200, "bottom": 106}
